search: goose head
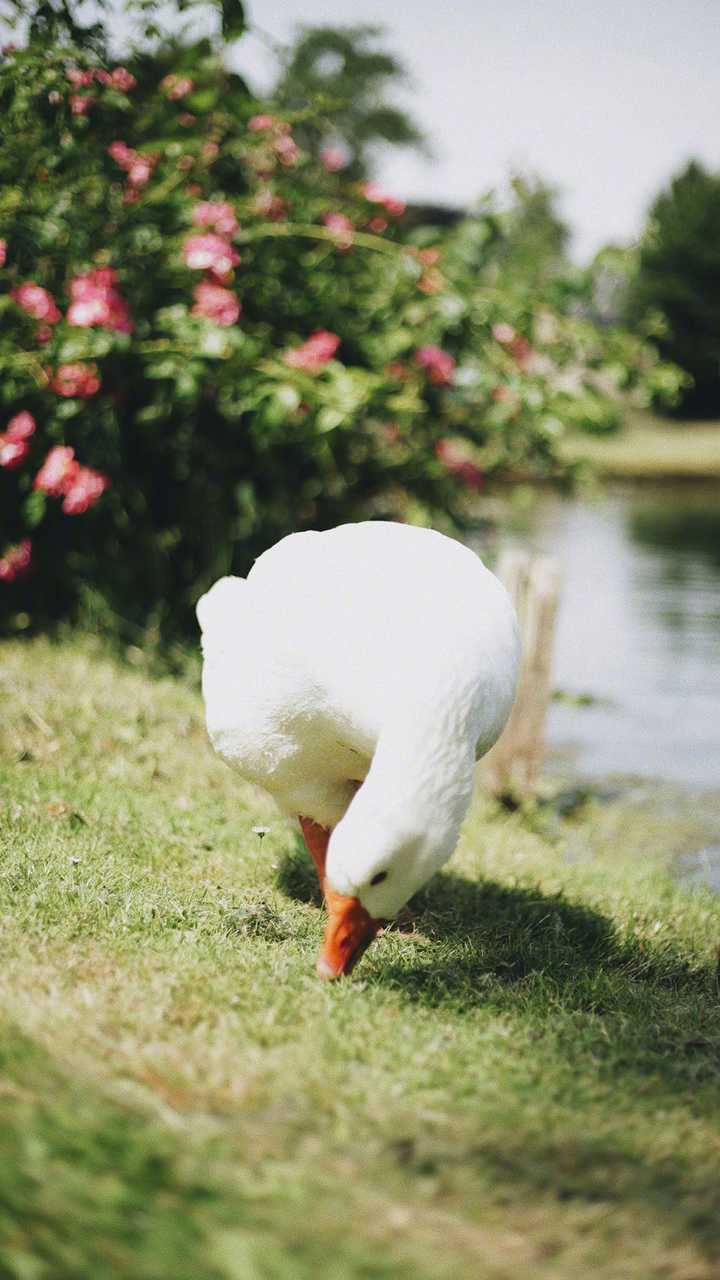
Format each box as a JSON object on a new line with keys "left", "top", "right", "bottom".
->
{"left": 316, "top": 803, "right": 459, "bottom": 979}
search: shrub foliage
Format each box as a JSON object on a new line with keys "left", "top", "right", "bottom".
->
{"left": 0, "top": 8, "right": 682, "bottom": 639}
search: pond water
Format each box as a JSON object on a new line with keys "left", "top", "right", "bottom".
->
{"left": 500, "top": 480, "right": 720, "bottom": 791}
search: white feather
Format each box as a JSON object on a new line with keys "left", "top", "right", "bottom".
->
{"left": 197, "top": 521, "right": 520, "bottom": 916}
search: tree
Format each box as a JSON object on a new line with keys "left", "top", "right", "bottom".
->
{"left": 627, "top": 161, "right": 720, "bottom": 417}
{"left": 494, "top": 174, "right": 570, "bottom": 288}
{"left": 271, "top": 25, "right": 426, "bottom": 179}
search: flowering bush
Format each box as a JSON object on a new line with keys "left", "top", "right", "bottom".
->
{"left": 0, "top": 21, "right": 682, "bottom": 639}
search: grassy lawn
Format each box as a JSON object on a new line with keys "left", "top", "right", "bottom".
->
{"left": 1, "top": 637, "right": 720, "bottom": 1278}
{"left": 560, "top": 410, "right": 720, "bottom": 478}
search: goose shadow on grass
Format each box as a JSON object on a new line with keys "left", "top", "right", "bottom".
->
{"left": 277, "top": 839, "right": 720, "bottom": 1257}
{"left": 276, "top": 835, "right": 718, "bottom": 1016}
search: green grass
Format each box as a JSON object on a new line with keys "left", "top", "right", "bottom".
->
{"left": 560, "top": 410, "right": 720, "bottom": 478}
{"left": 2, "top": 637, "right": 720, "bottom": 1279}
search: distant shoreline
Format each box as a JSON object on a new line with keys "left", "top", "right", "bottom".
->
{"left": 558, "top": 410, "right": 720, "bottom": 480}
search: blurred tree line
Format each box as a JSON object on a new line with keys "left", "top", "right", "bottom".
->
{"left": 624, "top": 161, "right": 720, "bottom": 418}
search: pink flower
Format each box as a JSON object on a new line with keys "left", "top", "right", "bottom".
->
{"left": 127, "top": 156, "right": 155, "bottom": 188}
{"left": 4, "top": 411, "right": 36, "bottom": 442}
{"left": 108, "top": 140, "right": 134, "bottom": 170}
{"left": 202, "top": 141, "right": 219, "bottom": 162}
{"left": 95, "top": 69, "right": 113, "bottom": 86}
{"left": 0, "top": 539, "right": 32, "bottom": 584}
{"left": 73, "top": 266, "right": 115, "bottom": 293}
{"left": 435, "top": 440, "right": 484, "bottom": 491}
{"left": 34, "top": 445, "right": 78, "bottom": 495}
{"left": 323, "top": 212, "right": 353, "bottom": 249}
{"left": 36, "top": 325, "right": 53, "bottom": 345}
{"left": 273, "top": 134, "right": 300, "bottom": 167}
{"left": 383, "top": 197, "right": 406, "bottom": 217}
{"left": 182, "top": 234, "right": 240, "bottom": 275}
{"left": 248, "top": 114, "right": 276, "bottom": 131}
{"left": 361, "top": 183, "right": 405, "bottom": 216}
{"left": 50, "top": 363, "right": 101, "bottom": 398}
{"left": 107, "top": 142, "right": 156, "bottom": 188}
{"left": 252, "top": 188, "right": 287, "bottom": 221}
{"left": 0, "top": 410, "right": 36, "bottom": 466}
{"left": 62, "top": 465, "right": 110, "bottom": 514}
{"left": 67, "top": 268, "right": 132, "bottom": 333}
{"left": 362, "top": 181, "right": 385, "bottom": 203}
{"left": 111, "top": 67, "right": 136, "bottom": 91}
{"left": 492, "top": 322, "right": 533, "bottom": 367}
{"left": 0, "top": 439, "right": 29, "bottom": 469}
{"left": 367, "top": 216, "right": 388, "bottom": 234}
{"left": 320, "top": 146, "right": 347, "bottom": 172}
{"left": 283, "top": 330, "right": 340, "bottom": 373}
{"left": 416, "top": 345, "right": 455, "bottom": 386}
{"left": 70, "top": 95, "right": 92, "bottom": 115}
{"left": 11, "top": 283, "right": 61, "bottom": 324}
{"left": 161, "top": 74, "right": 194, "bottom": 100}
{"left": 204, "top": 267, "right": 233, "bottom": 286}
{"left": 419, "top": 248, "right": 441, "bottom": 267}
{"left": 510, "top": 336, "right": 533, "bottom": 366}
{"left": 178, "top": 112, "right": 196, "bottom": 127}
{"left": 67, "top": 296, "right": 113, "bottom": 328}
{"left": 191, "top": 201, "right": 239, "bottom": 238}
{"left": 34, "top": 446, "right": 109, "bottom": 512}
{"left": 0, "top": 239, "right": 6, "bottom": 267}
{"left": 191, "top": 281, "right": 241, "bottom": 326}
{"left": 66, "top": 68, "right": 94, "bottom": 87}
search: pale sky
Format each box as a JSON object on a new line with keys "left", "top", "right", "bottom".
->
{"left": 225, "top": 0, "right": 720, "bottom": 260}
{"left": 16, "top": 0, "right": 719, "bottom": 260}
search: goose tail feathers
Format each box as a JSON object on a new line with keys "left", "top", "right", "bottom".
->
{"left": 196, "top": 575, "right": 248, "bottom": 638}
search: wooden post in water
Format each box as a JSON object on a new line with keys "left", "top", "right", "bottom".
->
{"left": 483, "top": 549, "right": 561, "bottom": 797}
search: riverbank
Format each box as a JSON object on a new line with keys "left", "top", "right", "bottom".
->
{"left": 560, "top": 410, "right": 720, "bottom": 478}
{"left": 2, "top": 636, "right": 720, "bottom": 1279}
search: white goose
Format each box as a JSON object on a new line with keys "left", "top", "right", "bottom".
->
{"left": 197, "top": 521, "right": 520, "bottom": 978}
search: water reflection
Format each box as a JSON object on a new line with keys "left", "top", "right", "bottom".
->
{"left": 501, "top": 481, "right": 720, "bottom": 789}
{"left": 630, "top": 503, "right": 720, "bottom": 567}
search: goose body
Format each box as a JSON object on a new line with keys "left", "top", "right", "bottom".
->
{"left": 198, "top": 521, "right": 520, "bottom": 974}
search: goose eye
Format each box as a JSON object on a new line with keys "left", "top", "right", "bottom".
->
{"left": 370, "top": 870, "right": 388, "bottom": 887}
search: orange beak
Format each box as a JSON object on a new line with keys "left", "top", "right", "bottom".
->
{"left": 317, "top": 885, "right": 384, "bottom": 980}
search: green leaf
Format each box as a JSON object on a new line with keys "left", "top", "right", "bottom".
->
{"left": 197, "top": 328, "right": 232, "bottom": 358}
{"left": 23, "top": 488, "right": 46, "bottom": 528}
{"left": 56, "top": 332, "right": 114, "bottom": 362}
{"left": 186, "top": 89, "right": 218, "bottom": 113}
{"left": 274, "top": 384, "right": 301, "bottom": 413}
{"left": 316, "top": 407, "right": 344, "bottom": 433}
{"left": 55, "top": 400, "right": 83, "bottom": 420}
